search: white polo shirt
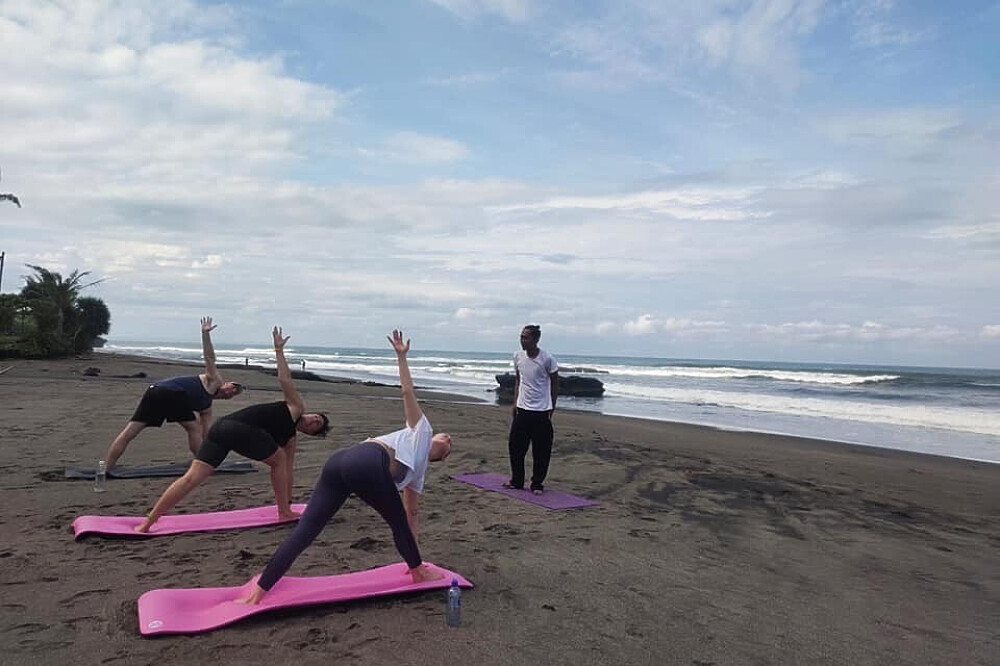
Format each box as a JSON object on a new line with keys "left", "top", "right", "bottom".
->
{"left": 514, "top": 348, "right": 558, "bottom": 411}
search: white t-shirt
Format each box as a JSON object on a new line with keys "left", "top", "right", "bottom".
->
{"left": 514, "top": 348, "right": 559, "bottom": 411}
{"left": 369, "top": 414, "right": 433, "bottom": 492}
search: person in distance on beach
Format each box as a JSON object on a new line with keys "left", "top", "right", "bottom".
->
{"left": 504, "top": 324, "right": 559, "bottom": 495}
{"left": 134, "top": 326, "right": 330, "bottom": 533}
{"left": 237, "top": 330, "right": 452, "bottom": 603}
{"left": 103, "top": 317, "right": 244, "bottom": 471}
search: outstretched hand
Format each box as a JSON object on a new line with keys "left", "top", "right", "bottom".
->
{"left": 387, "top": 329, "right": 410, "bottom": 356}
{"left": 272, "top": 326, "right": 290, "bottom": 351}
{"left": 201, "top": 316, "right": 217, "bottom": 333}
{"left": 235, "top": 581, "right": 267, "bottom": 605}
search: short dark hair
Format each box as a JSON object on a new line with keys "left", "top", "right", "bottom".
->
{"left": 523, "top": 324, "right": 541, "bottom": 340}
{"left": 214, "top": 382, "right": 245, "bottom": 398}
{"left": 315, "top": 413, "right": 331, "bottom": 437}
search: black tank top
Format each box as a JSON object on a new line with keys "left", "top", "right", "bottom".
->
{"left": 223, "top": 401, "right": 296, "bottom": 446}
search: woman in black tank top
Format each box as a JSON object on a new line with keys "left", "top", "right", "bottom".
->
{"left": 134, "top": 327, "right": 330, "bottom": 534}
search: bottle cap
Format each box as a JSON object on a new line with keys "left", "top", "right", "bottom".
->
{"left": 451, "top": 578, "right": 459, "bottom": 586}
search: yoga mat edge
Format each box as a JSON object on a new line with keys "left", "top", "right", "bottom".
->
{"left": 65, "top": 460, "right": 256, "bottom": 480}
{"left": 451, "top": 472, "right": 598, "bottom": 510}
{"left": 138, "top": 562, "right": 473, "bottom": 635}
{"left": 73, "top": 503, "right": 308, "bottom": 540}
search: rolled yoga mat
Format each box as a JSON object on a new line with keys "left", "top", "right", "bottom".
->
{"left": 73, "top": 503, "right": 308, "bottom": 539}
{"left": 65, "top": 460, "right": 256, "bottom": 479}
{"left": 138, "top": 562, "right": 474, "bottom": 635}
{"left": 452, "top": 472, "right": 599, "bottom": 510}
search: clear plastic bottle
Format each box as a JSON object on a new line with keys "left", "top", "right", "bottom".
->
{"left": 446, "top": 577, "right": 462, "bottom": 627}
{"left": 94, "top": 460, "right": 107, "bottom": 493}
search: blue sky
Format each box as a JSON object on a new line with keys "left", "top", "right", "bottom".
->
{"left": 1, "top": 0, "right": 998, "bottom": 366}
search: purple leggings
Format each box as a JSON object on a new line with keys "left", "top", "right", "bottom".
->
{"left": 257, "top": 442, "right": 422, "bottom": 591}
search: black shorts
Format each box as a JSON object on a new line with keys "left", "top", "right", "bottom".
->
{"left": 195, "top": 419, "right": 283, "bottom": 468}
{"left": 130, "top": 386, "right": 197, "bottom": 427}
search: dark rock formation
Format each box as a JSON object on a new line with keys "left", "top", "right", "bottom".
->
{"left": 495, "top": 372, "right": 604, "bottom": 404}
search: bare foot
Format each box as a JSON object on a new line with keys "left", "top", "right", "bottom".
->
{"left": 408, "top": 564, "right": 446, "bottom": 584}
{"left": 134, "top": 518, "right": 155, "bottom": 533}
{"left": 532, "top": 488, "right": 544, "bottom": 496}
{"left": 278, "top": 509, "right": 301, "bottom": 522}
{"left": 502, "top": 480, "right": 523, "bottom": 490}
{"left": 235, "top": 582, "right": 267, "bottom": 605}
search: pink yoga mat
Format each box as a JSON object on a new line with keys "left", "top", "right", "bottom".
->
{"left": 73, "top": 503, "right": 308, "bottom": 539}
{"left": 452, "top": 472, "right": 599, "bottom": 510}
{"left": 138, "top": 562, "right": 473, "bottom": 635}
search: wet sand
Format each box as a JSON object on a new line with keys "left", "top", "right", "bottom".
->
{"left": 0, "top": 353, "right": 997, "bottom": 665}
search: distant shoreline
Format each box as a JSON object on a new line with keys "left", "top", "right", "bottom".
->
{"left": 92, "top": 349, "right": 997, "bottom": 466}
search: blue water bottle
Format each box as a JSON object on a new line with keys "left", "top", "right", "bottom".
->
{"left": 446, "top": 578, "right": 461, "bottom": 627}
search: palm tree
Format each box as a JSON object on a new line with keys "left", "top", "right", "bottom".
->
{"left": 76, "top": 296, "right": 111, "bottom": 351}
{"left": 20, "top": 265, "right": 106, "bottom": 355}
{"left": 0, "top": 167, "right": 21, "bottom": 208}
{"left": 21, "top": 264, "right": 99, "bottom": 310}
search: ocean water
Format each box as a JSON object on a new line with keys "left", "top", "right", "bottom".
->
{"left": 103, "top": 341, "right": 1000, "bottom": 464}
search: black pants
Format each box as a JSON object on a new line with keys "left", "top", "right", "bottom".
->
{"left": 507, "top": 408, "right": 554, "bottom": 491}
{"left": 257, "top": 442, "right": 421, "bottom": 591}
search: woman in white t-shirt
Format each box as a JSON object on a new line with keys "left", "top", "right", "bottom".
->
{"left": 239, "top": 330, "right": 452, "bottom": 604}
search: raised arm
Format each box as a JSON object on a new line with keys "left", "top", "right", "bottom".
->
{"left": 273, "top": 326, "right": 305, "bottom": 420}
{"left": 200, "top": 316, "right": 222, "bottom": 389}
{"left": 387, "top": 329, "right": 423, "bottom": 428}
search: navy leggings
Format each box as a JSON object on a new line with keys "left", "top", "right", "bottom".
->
{"left": 257, "top": 442, "right": 422, "bottom": 591}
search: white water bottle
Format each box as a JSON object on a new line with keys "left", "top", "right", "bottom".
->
{"left": 94, "top": 460, "right": 107, "bottom": 493}
{"left": 446, "top": 578, "right": 461, "bottom": 627}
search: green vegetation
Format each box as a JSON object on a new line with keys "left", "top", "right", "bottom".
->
{"left": 0, "top": 265, "right": 110, "bottom": 358}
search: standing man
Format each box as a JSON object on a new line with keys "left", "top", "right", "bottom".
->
{"left": 104, "top": 317, "right": 244, "bottom": 471}
{"left": 504, "top": 324, "right": 559, "bottom": 495}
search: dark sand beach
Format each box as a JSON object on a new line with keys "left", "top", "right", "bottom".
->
{"left": 0, "top": 354, "right": 997, "bottom": 666}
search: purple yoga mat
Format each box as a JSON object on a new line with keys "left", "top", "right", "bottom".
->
{"left": 73, "top": 503, "right": 308, "bottom": 539}
{"left": 138, "top": 562, "right": 473, "bottom": 635}
{"left": 451, "top": 472, "right": 598, "bottom": 510}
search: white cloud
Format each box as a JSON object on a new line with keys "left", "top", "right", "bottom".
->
{"left": 424, "top": 0, "right": 532, "bottom": 23}
{"left": 361, "top": 132, "right": 470, "bottom": 165}
{"left": 749, "top": 320, "right": 962, "bottom": 344}
{"left": 84, "top": 241, "right": 190, "bottom": 274}
{"left": 0, "top": 0, "right": 343, "bottom": 188}
{"left": 191, "top": 254, "right": 224, "bottom": 269}
{"left": 422, "top": 69, "right": 510, "bottom": 87}
{"left": 550, "top": 0, "right": 827, "bottom": 91}
{"left": 817, "top": 109, "right": 962, "bottom": 153}
{"left": 624, "top": 314, "right": 655, "bottom": 335}
{"left": 139, "top": 42, "right": 339, "bottom": 120}
{"left": 982, "top": 325, "right": 1000, "bottom": 339}
{"left": 662, "top": 318, "right": 728, "bottom": 334}
{"left": 851, "top": 0, "right": 928, "bottom": 48}
{"left": 1, "top": 2, "right": 995, "bottom": 367}
{"left": 597, "top": 315, "right": 730, "bottom": 338}
{"left": 693, "top": 0, "right": 825, "bottom": 88}
{"left": 489, "top": 187, "right": 769, "bottom": 222}
{"left": 454, "top": 307, "right": 493, "bottom": 320}
{"left": 923, "top": 222, "right": 1000, "bottom": 240}
{"left": 594, "top": 321, "right": 617, "bottom": 335}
